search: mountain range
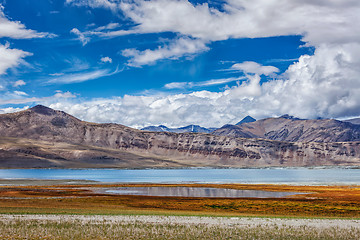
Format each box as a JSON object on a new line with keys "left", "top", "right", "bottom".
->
{"left": 213, "top": 115, "right": 360, "bottom": 142}
{"left": 140, "top": 115, "right": 256, "bottom": 133}
{"left": 142, "top": 114, "right": 360, "bottom": 143}
{"left": 0, "top": 105, "right": 360, "bottom": 168}
{"left": 141, "top": 125, "right": 217, "bottom": 134}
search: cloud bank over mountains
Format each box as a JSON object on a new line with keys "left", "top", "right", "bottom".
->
{"left": 2, "top": 0, "right": 360, "bottom": 128}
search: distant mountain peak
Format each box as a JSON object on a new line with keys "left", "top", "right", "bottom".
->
{"left": 30, "top": 105, "right": 57, "bottom": 116}
{"left": 279, "top": 114, "right": 303, "bottom": 120}
{"left": 30, "top": 104, "right": 50, "bottom": 110}
{"left": 236, "top": 115, "right": 256, "bottom": 125}
{"left": 179, "top": 124, "right": 200, "bottom": 129}
{"left": 141, "top": 125, "right": 170, "bottom": 132}
{"left": 141, "top": 124, "right": 214, "bottom": 133}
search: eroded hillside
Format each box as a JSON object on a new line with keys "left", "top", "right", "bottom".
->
{"left": 0, "top": 105, "right": 360, "bottom": 168}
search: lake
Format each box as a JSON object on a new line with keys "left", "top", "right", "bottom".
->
{"left": 1, "top": 168, "right": 360, "bottom": 185}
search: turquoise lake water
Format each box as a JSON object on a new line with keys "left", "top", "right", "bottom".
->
{"left": 0, "top": 168, "right": 360, "bottom": 185}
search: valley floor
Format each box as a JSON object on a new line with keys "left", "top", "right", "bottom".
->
{"left": 1, "top": 182, "right": 360, "bottom": 218}
{"left": 1, "top": 182, "right": 360, "bottom": 239}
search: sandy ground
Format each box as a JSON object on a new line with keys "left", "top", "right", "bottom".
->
{"left": 1, "top": 214, "right": 359, "bottom": 230}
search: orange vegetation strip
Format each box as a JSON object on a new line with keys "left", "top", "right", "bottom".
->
{"left": 1, "top": 184, "right": 360, "bottom": 218}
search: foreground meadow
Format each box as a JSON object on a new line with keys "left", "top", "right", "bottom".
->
{"left": 1, "top": 183, "right": 360, "bottom": 218}
{"left": 1, "top": 183, "right": 360, "bottom": 239}
{"left": 1, "top": 214, "right": 360, "bottom": 240}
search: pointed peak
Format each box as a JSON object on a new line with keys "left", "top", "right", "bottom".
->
{"left": 30, "top": 104, "right": 48, "bottom": 109}
{"left": 30, "top": 105, "right": 57, "bottom": 116}
{"left": 236, "top": 115, "right": 256, "bottom": 125}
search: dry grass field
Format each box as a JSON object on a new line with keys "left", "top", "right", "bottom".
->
{"left": 1, "top": 214, "right": 360, "bottom": 240}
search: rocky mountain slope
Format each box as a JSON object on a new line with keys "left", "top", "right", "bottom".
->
{"left": 213, "top": 115, "right": 360, "bottom": 142}
{"left": 0, "top": 105, "right": 360, "bottom": 168}
{"left": 0, "top": 137, "right": 183, "bottom": 168}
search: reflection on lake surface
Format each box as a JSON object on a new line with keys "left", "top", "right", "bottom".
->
{"left": 101, "top": 187, "right": 303, "bottom": 198}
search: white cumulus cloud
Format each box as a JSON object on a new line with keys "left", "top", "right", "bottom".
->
{"left": 122, "top": 37, "right": 209, "bottom": 67}
{"left": 47, "top": 75, "right": 263, "bottom": 128}
{"left": 66, "top": 0, "right": 118, "bottom": 11}
{"left": 13, "top": 80, "right": 26, "bottom": 87}
{"left": 0, "top": 5, "right": 55, "bottom": 39}
{"left": 100, "top": 56, "right": 112, "bottom": 63}
{"left": 0, "top": 91, "right": 76, "bottom": 105}
{"left": 64, "top": 0, "right": 359, "bottom": 71}
{"left": 116, "top": 0, "right": 360, "bottom": 44}
{"left": 231, "top": 61, "right": 279, "bottom": 76}
{"left": 0, "top": 43, "right": 32, "bottom": 75}
{"left": 0, "top": 106, "right": 29, "bottom": 114}
{"left": 39, "top": 0, "right": 360, "bottom": 124}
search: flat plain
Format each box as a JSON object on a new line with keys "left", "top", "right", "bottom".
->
{"left": 1, "top": 181, "right": 360, "bottom": 239}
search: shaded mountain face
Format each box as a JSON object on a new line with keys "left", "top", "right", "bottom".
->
{"left": 141, "top": 124, "right": 215, "bottom": 133}
{"left": 0, "top": 105, "right": 360, "bottom": 168}
{"left": 213, "top": 116, "right": 360, "bottom": 142}
{"left": 345, "top": 118, "right": 360, "bottom": 125}
{"left": 0, "top": 136, "right": 182, "bottom": 169}
{"left": 236, "top": 116, "right": 256, "bottom": 125}
{"left": 141, "top": 125, "right": 171, "bottom": 132}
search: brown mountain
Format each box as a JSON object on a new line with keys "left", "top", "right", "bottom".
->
{"left": 0, "top": 105, "right": 360, "bottom": 168}
{"left": 213, "top": 115, "right": 360, "bottom": 142}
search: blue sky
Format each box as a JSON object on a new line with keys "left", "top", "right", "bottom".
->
{"left": 0, "top": 0, "right": 359, "bottom": 128}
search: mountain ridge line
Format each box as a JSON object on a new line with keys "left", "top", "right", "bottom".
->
{"left": 0, "top": 105, "right": 359, "bottom": 168}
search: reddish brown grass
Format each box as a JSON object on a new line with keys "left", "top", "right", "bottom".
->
{"left": 1, "top": 184, "right": 360, "bottom": 218}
